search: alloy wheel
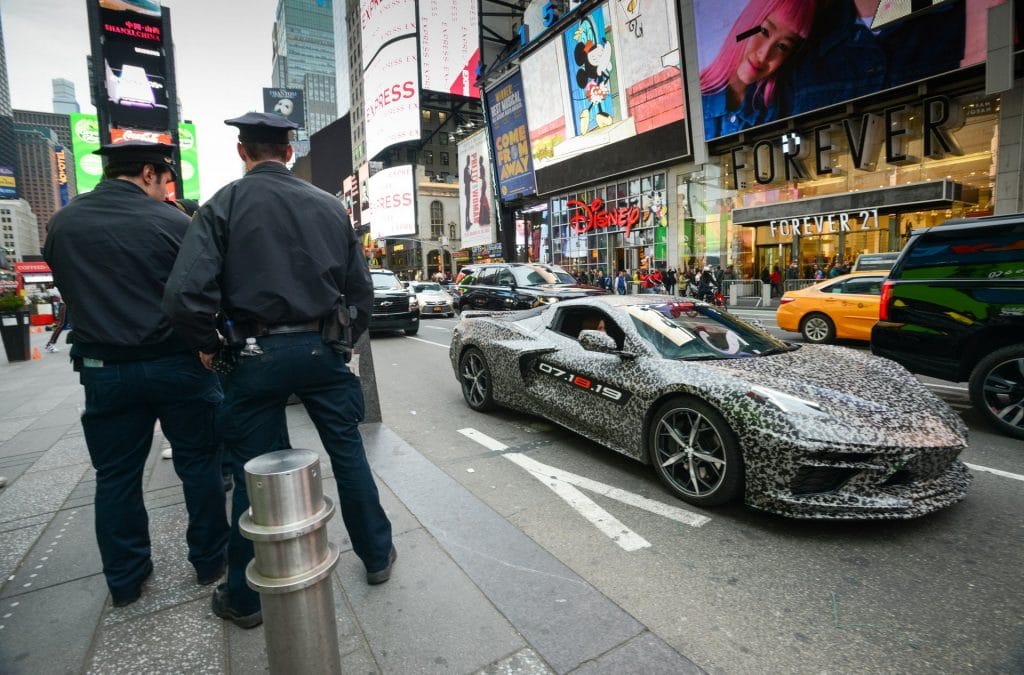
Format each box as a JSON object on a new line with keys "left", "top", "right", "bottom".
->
{"left": 802, "top": 315, "right": 832, "bottom": 343}
{"left": 460, "top": 350, "right": 493, "bottom": 410}
{"left": 981, "top": 356, "right": 1024, "bottom": 432}
{"left": 653, "top": 407, "right": 728, "bottom": 498}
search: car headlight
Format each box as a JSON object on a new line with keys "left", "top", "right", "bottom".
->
{"left": 409, "top": 295, "right": 417, "bottom": 310}
{"left": 746, "top": 386, "right": 827, "bottom": 417}
{"left": 536, "top": 296, "right": 560, "bottom": 304}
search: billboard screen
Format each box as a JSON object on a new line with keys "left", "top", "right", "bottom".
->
{"left": 368, "top": 165, "right": 415, "bottom": 239}
{"left": 361, "top": 0, "right": 420, "bottom": 160}
{"left": 458, "top": 130, "right": 494, "bottom": 249}
{"left": 485, "top": 71, "right": 536, "bottom": 202}
{"left": 70, "top": 112, "right": 103, "bottom": 193}
{"left": 419, "top": 0, "right": 481, "bottom": 98}
{"left": 178, "top": 123, "right": 200, "bottom": 201}
{"left": 694, "top": 0, "right": 1013, "bottom": 141}
{"left": 99, "top": 2, "right": 170, "bottom": 132}
{"left": 71, "top": 113, "right": 197, "bottom": 199}
{"left": 519, "top": 1, "right": 688, "bottom": 194}
{"left": 262, "top": 88, "right": 305, "bottom": 129}
{"left": 0, "top": 166, "right": 16, "bottom": 199}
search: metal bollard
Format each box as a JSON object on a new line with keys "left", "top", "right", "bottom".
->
{"left": 239, "top": 449, "right": 341, "bottom": 674}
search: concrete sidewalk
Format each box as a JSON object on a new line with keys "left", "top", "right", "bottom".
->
{"left": 0, "top": 330, "right": 702, "bottom": 674}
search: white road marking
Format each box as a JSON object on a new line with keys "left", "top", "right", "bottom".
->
{"left": 506, "top": 452, "right": 711, "bottom": 528}
{"left": 965, "top": 463, "right": 1024, "bottom": 482}
{"left": 459, "top": 427, "right": 710, "bottom": 551}
{"left": 423, "top": 325, "right": 452, "bottom": 331}
{"left": 519, "top": 466, "right": 651, "bottom": 551}
{"left": 402, "top": 336, "right": 449, "bottom": 349}
{"left": 458, "top": 427, "right": 509, "bottom": 452}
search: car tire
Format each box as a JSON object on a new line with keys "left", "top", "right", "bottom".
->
{"left": 459, "top": 347, "right": 496, "bottom": 412}
{"left": 647, "top": 396, "right": 743, "bottom": 507}
{"left": 968, "top": 343, "right": 1024, "bottom": 439}
{"left": 800, "top": 313, "right": 835, "bottom": 344}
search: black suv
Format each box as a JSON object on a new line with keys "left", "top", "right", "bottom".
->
{"left": 370, "top": 269, "right": 419, "bottom": 335}
{"left": 455, "top": 262, "right": 606, "bottom": 313}
{"left": 871, "top": 214, "right": 1024, "bottom": 439}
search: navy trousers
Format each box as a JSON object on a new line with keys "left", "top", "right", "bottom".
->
{"left": 79, "top": 353, "right": 229, "bottom": 598}
{"left": 219, "top": 332, "right": 393, "bottom": 614}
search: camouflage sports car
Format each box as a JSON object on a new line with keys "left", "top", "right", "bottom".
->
{"left": 450, "top": 295, "right": 971, "bottom": 519}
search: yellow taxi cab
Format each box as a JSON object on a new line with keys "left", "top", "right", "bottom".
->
{"left": 776, "top": 271, "right": 888, "bottom": 343}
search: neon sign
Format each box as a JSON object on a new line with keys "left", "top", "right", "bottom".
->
{"left": 568, "top": 198, "right": 641, "bottom": 237}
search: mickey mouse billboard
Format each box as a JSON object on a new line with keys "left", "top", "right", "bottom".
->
{"left": 517, "top": 2, "right": 690, "bottom": 195}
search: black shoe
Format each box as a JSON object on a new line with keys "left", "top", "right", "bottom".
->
{"left": 211, "top": 583, "right": 262, "bottom": 629}
{"left": 111, "top": 559, "right": 153, "bottom": 608}
{"left": 222, "top": 472, "right": 234, "bottom": 492}
{"left": 366, "top": 546, "right": 397, "bottom": 585}
{"left": 196, "top": 557, "right": 227, "bottom": 586}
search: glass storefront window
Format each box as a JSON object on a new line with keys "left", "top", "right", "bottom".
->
{"left": 547, "top": 171, "right": 669, "bottom": 277}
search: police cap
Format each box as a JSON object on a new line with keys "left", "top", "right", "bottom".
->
{"left": 94, "top": 141, "right": 176, "bottom": 171}
{"left": 224, "top": 112, "right": 298, "bottom": 143}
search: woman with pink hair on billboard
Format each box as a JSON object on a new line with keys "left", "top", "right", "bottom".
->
{"left": 699, "top": 0, "right": 817, "bottom": 139}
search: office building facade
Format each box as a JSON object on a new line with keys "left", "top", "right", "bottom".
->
{"left": 14, "top": 124, "right": 62, "bottom": 246}
{"left": 272, "top": 0, "right": 337, "bottom": 134}
{"left": 0, "top": 199, "right": 40, "bottom": 262}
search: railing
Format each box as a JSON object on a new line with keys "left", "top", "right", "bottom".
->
{"left": 783, "top": 278, "right": 820, "bottom": 292}
{"left": 722, "top": 279, "right": 766, "bottom": 307}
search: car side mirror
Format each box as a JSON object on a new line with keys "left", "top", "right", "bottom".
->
{"left": 579, "top": 330, "right": 618, "bottom": 354}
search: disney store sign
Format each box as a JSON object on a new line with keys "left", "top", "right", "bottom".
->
{"left": 568, "top": 198, "right": 641, "bottom": 237}
{"left": 769, "top": 209, "right": 880, "bottom": 238}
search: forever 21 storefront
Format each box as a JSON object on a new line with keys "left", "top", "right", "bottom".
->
{"left": 684, "top": 0, "right": 1023, "bottom": 279}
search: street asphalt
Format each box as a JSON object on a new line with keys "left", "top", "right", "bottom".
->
{"left": 0, "top": 328, "right": 703, "bottom": 674}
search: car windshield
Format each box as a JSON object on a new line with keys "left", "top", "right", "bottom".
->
{"left": 371, "top": 273, "right": 403, "bottom": 290}
{"left": 412, "top": 283, "right": 442, "bottom": 293}
{"left": 623, "top": 302, "right": 790, "bottom": 360}
{"left": 510, "top": 265, "right": 577, "bottom": 286}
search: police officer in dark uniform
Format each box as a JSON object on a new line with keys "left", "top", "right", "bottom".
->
{"left": 162, "top": 113, "right": 394, "bottom": 629}
{"left": 43, "top": 141, "right": 229, "bottom": 607}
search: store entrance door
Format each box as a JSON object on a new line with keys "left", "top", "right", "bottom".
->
{"left": 755, "top": 244, "right": 790, "bottom": 280}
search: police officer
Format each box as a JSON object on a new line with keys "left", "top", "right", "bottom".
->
{"left": 162, "top": 113, "right": 394, "bottom": 629}
{"left": 43, "top": 141, "right": 229, "bottom": 607}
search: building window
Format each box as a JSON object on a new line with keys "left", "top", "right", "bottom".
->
{"left": 424, "top": 150, "right": 433, "bottom": 165}
{"left": 439, "top": 133, "right": 448, "bottom": 145}
{"left": 421, "top": 109, "right": 432, "bottom": 121}
{"left": 449, "top": 223, "right": 456, "bottom": 241}
{"left": 438, "top": 112, "right": 447, "bottom": 122}
{"left": 430, "top": 200, "right": 444, "bottom": 239}
{"left": 440, "top": 152, "right": 450, "bottom": 166}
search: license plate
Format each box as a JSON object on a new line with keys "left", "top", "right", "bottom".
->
{"left": 433, "top": 307, "right": 443, "bottom": 312}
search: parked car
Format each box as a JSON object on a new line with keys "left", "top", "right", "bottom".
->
{"left": 370, "top": 269, "right": 419, "bottom": 335}
{"left": 871, "top": 214, "right": 1024, "bottom": 439}
{"left": 410, "top": 281, "right": 454, "bottom": 317}
{"left": 776, "top": 271, "right": 886, "bottom": 343}
{"left": 851, "top": 252, "right": 901, "bottom": 272}
{"left": 454, "top": 262, "right": 606, "bottom": 313}
{"left": 451, "top": 296, "right": 970, "bottom": 519}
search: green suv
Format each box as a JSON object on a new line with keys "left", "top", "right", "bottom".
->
{"left": 871, "top": 214, "right": 1024, "bottom": 439}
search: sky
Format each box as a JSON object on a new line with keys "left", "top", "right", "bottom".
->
{"left": 2, "top": 0, "right": 285, "bottom": 200}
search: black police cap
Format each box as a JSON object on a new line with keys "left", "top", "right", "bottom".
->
{"left": 94, "top": 141, "right": 176, "bottom": 168}
{"left": 224, "top": 112, "right": 298, "bottom": 143}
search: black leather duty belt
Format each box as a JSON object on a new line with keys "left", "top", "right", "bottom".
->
{"left": 257, "top": 320, "right": 321, "bottom": 336}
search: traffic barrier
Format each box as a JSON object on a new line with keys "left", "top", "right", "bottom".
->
{"left": 722, "top": 279, "right": 764, "bottom": 307}
{"left": 240, "top": 449, "right": 341, "bottom": 674}
{"left": 783, "top": 279, "right": 819, "bottom": 292}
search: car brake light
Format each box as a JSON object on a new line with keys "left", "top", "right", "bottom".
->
{"left": 879, "top": 280, "right": 894, "bottom": 320}
{"left": 779, "top": 297, "right": 795, "bottom": 304}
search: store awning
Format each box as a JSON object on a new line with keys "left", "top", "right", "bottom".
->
{"left": 732, "top": 180, "right": 978, "bottom": 226}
